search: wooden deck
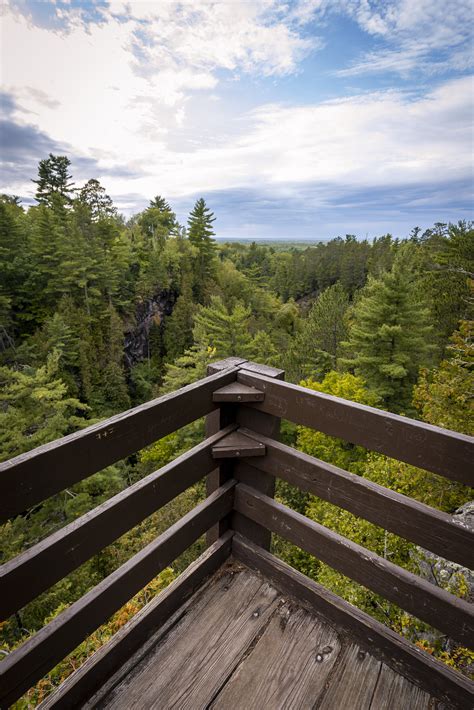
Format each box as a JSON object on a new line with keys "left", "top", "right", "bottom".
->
{"left": 85, "top": 561, "right": 433, "bottom": 710}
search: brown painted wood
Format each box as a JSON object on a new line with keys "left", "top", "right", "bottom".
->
{"left": 317, "top": 643, "right": 382, "bottom": 709}
{"left": 0, "top": 368, "right": 239, "bottom": 523}
{"left": 234, "top": 362, "right": 284, "bottom": 550}
{"left": 97, "top": 566, "right": 280, "bottom": 709}
{"left": 0, "top": 426, "right": 237, "bottom": 621}
{"left": 232, "top": 535, "right": 474, "bottom": 709}
{"left": 212, "top": 382, "right": 264, "bottom": 402}
{"left": 239, "top": 429, "right": 474, "bottom": 569}
{"left": 369, "top": 663, "right": 432, "bottom": 709}
{"left": 211, "top": 430, "right": 266, "bottom": 459}
{"left": 211, "top": 603, "right": 341, "bottom": 709}
{"left": 205, "top": 359, "right": 244, "bottom": 544}
{"left": 0, "top": 482, "right": 235, "bottom": 708}
{"left": 234, "top": 485, "right": 474, "bottom": 646}
{"left": 40, "top": 533, "right": 233, "bottom": 709}
{"left": 237, "top": 370, "right": 474, "bottom": 485}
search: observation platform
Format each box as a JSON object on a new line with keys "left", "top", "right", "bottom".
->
{"left": 0, "top": 358, "right": 473, "bottom": 709}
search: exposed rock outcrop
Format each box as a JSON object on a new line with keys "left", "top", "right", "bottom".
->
{"left": 123, "top": 290, "right": 176, "bottom": 369}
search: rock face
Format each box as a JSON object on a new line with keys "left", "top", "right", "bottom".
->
{"left": 123, "top": 290, "right": 176, "bottom": 369}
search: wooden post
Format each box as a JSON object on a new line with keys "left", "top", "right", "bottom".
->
{"left": 234, "top": 362, "right": 284, "bottom": 550}
{"left": 205, "top": 357, "right": 247, "bottom": 545}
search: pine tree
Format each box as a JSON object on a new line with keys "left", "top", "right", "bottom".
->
{"left": 342, "top": 257, "right": 434, "bottom": 412}
{"left": 193, "top": 295, "right": 254, "bottom": 358}
{"left": 287, "top": 283, "right": 349, "bottom": 381}
{"left": 32, "top": 154, "right": 75, "bottom": 209}
{"left": 187, "top": 198, "right": 216, "bottom": 300}
{"left": 79, "top": 179, "right": 117, "bottom": 221}
{"left": 163, "top": 282, "right": 195, "bottom": 361}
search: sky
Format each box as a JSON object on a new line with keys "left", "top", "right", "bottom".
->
{"left": 0, "top": 0, "right": 473, "bottom": 239}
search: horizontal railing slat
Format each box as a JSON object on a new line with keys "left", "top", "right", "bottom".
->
{"left": 237, "top": 370, "right": 474, "bottom": 485}
{"left": 0, "top": 367, "right": 238, "bottom": 523}
{"left": 234, "top": 484, "right": 474, "bottom": 646}
{"left": 237, "top": 429, "right": 474, "bottom": 569}
{"left": 0, "top": 481, "right": 235, "bottom": 708}
{"left": 0, "top": 425, "right": 238, "bottom": 621}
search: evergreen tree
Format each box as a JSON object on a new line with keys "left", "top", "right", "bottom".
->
{"left": 79, "top": 179, "right": 117, "bottom": 221}
{"left": 163, "top": 282, "right": 195, "bottom": 361}
{"left": 287, "top": 283, "right": 349, "bottom": 381}
{"left": 342, "top": 257, "right": 434, "bottom": 412}
{"left": 32, "top": 154, "right": 75, "bottom": 209}
{"left": 193, "top": 295, "right": 254, "bottom": 358}
{"left": 139, "top": 195, "right": 177, "bottom": 252}
{"left": 187, "top": 198, "right": 216, "bottom": 299}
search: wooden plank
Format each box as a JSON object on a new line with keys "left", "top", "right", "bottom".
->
{"left": 237, "top": 370, "right": 474, "bottom": 485}
{"left": 40, "top": 533, "right": 233, "bottom": 709}
{"left": 212, "top": 382, "right": 264, "bottom": 402}
{"left": 98, "top": 567, "right": 280, "bottom": 709}
{"left": 0, "top": 368, "right": 239, "bottom": 523}
{"left": 233, "top": 535, "right": 474, "bottom": 709}
{"left": 239, "top": 429, "right": 474, "bottom": 569}
{"left": 370, "top": 663, "right": 432, "bottom": 709}
{"left": 212, "top": 431, "right": 265, "bottom": 459}
{"left": 317, "top": 644, "right": 382, "bottom": 710}
{"left": 211, "top": 603, "right": 341, "bottom": 709}
{"left": 0, "top": 482, "right": 235, "bottom": 708}
{"left": 0, "top": 425, "right": 237, "bottom": 621}
{"left": 234, "top": 485, "right": 474, "bottom": 647}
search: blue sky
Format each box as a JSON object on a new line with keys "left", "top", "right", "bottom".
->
{"left": 1, "top": 0, "right": 472, "bottom": 239}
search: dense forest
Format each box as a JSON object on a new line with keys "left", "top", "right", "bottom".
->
{"left": 1, "top": 154, "right": 473, "bottom": 705}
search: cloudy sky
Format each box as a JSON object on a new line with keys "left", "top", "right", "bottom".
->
{"left": 0, "top": 0, "right": 473, "bottom": 239}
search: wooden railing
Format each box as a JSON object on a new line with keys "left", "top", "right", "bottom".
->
{"left": 0, "top": 357, "right": 473, "bottom": 708}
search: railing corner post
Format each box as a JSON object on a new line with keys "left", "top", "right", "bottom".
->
{"left": 233, "top": 361, "right": 284, "bottom": 551}
{"left": 205, "top": 358, "right": 247, "bottom": 546}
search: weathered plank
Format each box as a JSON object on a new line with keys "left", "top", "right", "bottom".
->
{"left": 0, "top": 367, "right": 239, "bottom": 523}
{"left": 234, "top": 485, "right": 474, "bottom": 646}
{"left": 237, "top": 370, "right": 474, "bottom": 485}
{"left": 0, "top": 426, "right": 238, "bottom": 620}
{"left": 211, "top": 604, "right": 341, "bottom": 709}
{"left": 40, "top": 533, "right": 233, "bottom": 710}
{"left": 239, "top": 429, "right": 474, "bottom": 568}
{"left": 233, "top": 534, "right": 474, "bottom": 709}
{"left": 317, "top": 644, "right": 382, "bottom": 709}
{"left": 370, "top": 663, "right": 432, "bottom": 709}
{"left": 0, "top": 482, "right": 235, "bottom": 708}
{"left": 99, "top": 567, "right": 280, "bottom": 709}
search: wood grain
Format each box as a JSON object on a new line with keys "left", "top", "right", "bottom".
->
{"left": 40, "top": 533, "right": 233, "bottom": 709}
{"left": 211, "top": 604, "right": 341, "bottom": 709}
{"left": 237, "top": 370, "right": 474, "bottom": 484}
{"left": 317, "top": 643, "right": 382, "bottom": 709}
{"left": 370, "top": 663, "right": 432, "bottom": 709}
{"left": 233, "top": 534, "right": 474, "bottom": 709}
{"left": 99, "top": 567, "right": 280, "bottom": 709}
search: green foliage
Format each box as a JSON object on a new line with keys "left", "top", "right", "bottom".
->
{"left": 33, "top": 154, "right": 75, "bottom": 209}
{"left": 413, "top": 320, "right": 473, "bottom": 435}
{"left": 187, "top": 197, "right": 217, "bottom": 300}
{"left": 342, "top": 254, "right": 434, "bottom": 412}
{"left": 287, "top": 283, "right": 349, "bottom": 381}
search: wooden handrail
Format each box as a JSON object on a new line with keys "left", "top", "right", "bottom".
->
{"left": 234, "top": 483, "right": 474, "bottom": 647}
{"left": 0, "top": 481, "right": 235, "bottom": 707}
{"left": 237, "top": 429, "right": 474, "bottom": 568}
{"left": 0, "top": 367, "right": 239, "bottom": 523}
{"left": 0, "top": 425, "right": 238, "bottom": 620}
{"left": 237, "top": 370, "right": 474, "bottom": 484}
